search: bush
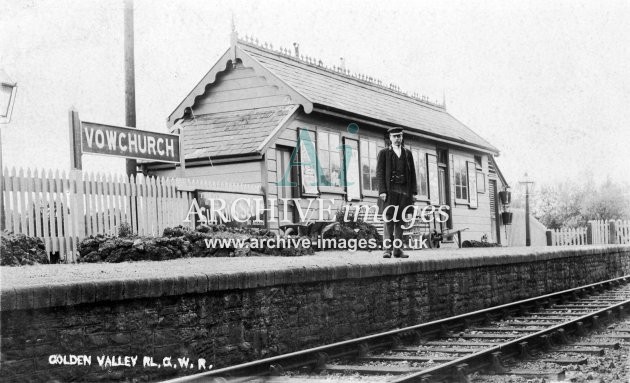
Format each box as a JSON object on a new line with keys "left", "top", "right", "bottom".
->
{"left": 1, "top": 231, "right": 49, "bottom": 266}
{"left": 117, "top": 221, "right": 133, "bottom": 238}
{"left": 77, "top": 224, "right": 314, "bottom": 263}
{"left": 461, "top": 240, "right": 501, "bottom": 248}
{"left": 319, "top": 208, "right": 382, "bottom": 250}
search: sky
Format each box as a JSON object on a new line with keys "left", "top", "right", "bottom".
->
{"left": 1, "top": 0, "right": 629, "bottom": 191}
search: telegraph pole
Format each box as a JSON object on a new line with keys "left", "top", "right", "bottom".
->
{"left": 124, "top": 0, "right": 137, "bottom": 176}
{"left": 519, "top": 173, "right": 535, "bottom": 247}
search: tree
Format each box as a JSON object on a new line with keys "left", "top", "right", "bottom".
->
{"left": 531, "top": 177, "right": 630, "bottom": 229}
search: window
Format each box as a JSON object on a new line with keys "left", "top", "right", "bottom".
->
{"left": 474, "top": 155, "right": 483, "bottom": 170}
{"left": 454, "top": 156, "right": 469, "bottom": 201}
{"left": 409, "top": 147, "right": 428, "bottom": 198}
{"left": 360, "top": 138, "right": 384, "bottom": 192}
{"left": 317, "top": 131, "right": 342, "bottom": 187}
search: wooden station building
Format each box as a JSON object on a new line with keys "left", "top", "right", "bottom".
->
{"left": 147, "top": 31, "right": 509, "bottom": 244}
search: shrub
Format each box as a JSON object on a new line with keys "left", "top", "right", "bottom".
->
{"left": 77, "top": 224, "right": 313, "bottom": 263}
{"left": 461, "top": 240, "right": 501, "bottom": 248}
{"left": 318, "top": 208, "right": 382, "bottom": 250}
{"left": 1, "top": 231, "right": 49, "bottom": 266}
{"left": 117, "top": 221, "right": 133, "bottom": 238}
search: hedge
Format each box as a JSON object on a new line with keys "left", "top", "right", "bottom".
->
{"left": 77, "top": 224, "right": 314, "bottom": 263}
{"left": 1, "top": 231, "right": 49, "bottom": 266}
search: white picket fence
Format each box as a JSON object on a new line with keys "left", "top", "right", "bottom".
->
{"left": 1, "top": 167, "right": 263, "bottom": 262}
{"left": 550, "top": 227, "right": 588, "bottom": 246}
{"left": 549, "top": 219, "right": 630, "bottom": 246}
{"left": 613, "top": 219, "right": 630, "bottom": 244}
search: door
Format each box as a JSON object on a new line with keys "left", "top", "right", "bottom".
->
{"left": 276, "top": 147, "right": 296, "bottom": 224}
{"left": 489, "top": 179, "right": 501, "bottom": 244}
{"left": 437, "top": 148, "right": 452, "bottom": 229}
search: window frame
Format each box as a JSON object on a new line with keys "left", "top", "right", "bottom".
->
{"left": 359, "top": 137, "right": 384, "bottom": 195}
{"left": 454, "top": 155, "right": 470, "bottom": 205}
{"left": 408, "top": 145, "right": 430, "bottom": 201}
{"left": 316, "top": 129, "right": 345, "bottom": 193}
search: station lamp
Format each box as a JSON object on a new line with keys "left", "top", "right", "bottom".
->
{"left": 0, "top": 69, "right": 18, "bottom": 124}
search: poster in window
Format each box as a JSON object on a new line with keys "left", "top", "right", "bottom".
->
{"left": 427, "top": 153, "right": 440, "bottom": 205}
{"left": 298, "top": 129, "right": 319, "bottom": 195}
{"left": 467, "top": 161, "right": 478, "bottom": 208}
{"left": 476, "top": 171, "right": 486, "bottom": 193}
{"left": 343, "top": 137, "right": 361, "bottom": 201}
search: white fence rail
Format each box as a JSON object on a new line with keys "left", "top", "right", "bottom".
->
{"left": 547, "top": 219, "right": 630, "bottom": 246}
{"left": 1, "top": 167, "right": 263, "bottom": 262}
{"left": 550, "top": 227, "right": 588, "bottom": 246}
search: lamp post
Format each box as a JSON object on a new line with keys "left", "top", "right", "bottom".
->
{"left": 519, "top": 173, "right": 535, "bottom": 246}
{"left": 0, "top": 68, "right": 18, "bottom": 231}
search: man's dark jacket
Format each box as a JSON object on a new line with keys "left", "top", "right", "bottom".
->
{"left": 376, "top": 146, "right": 418, "bottom": 214}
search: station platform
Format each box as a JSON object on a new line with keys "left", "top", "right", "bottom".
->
{"left": 1, "top": 245, "right": 629, "bottom": 382}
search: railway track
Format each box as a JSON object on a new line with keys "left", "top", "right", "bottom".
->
{"left": 164, "top": 276, "right": 630, "bottom": 382}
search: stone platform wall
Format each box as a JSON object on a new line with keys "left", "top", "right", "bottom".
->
{"left": 1, "top": 246, "right": 629, "bottom": 382}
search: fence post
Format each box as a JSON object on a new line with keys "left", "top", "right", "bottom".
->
{"left": 546, "top": 230, "right": 552, "bottom": 246}
{"left": 587, "top": 221, "right": 593, "bottom": 244}
{"left": 608, "top": 220, "right": 617, "bottom": 244}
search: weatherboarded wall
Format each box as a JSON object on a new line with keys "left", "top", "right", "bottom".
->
{"left": 2, "top": 245, "right": 628, "bottom": 382}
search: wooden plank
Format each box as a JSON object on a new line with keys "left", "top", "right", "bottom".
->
{"left": 458, "top": 333, "right": 521, "bottom": 339}
{"left": 130, "top": 175, "right": 138, "bottom": 234}
{"left": 323, "top": 364, "right": 420, "bottom": 375}
{"left": 471, "top": 327, "right": 540, "bottom": 332}
{"left": 88, "top": 173, "right": 96, "bottom": 234}
{"left": 194, "top": 95, "right": 293, "bottom": 116}
{"left": 61, "top": 171, "right": 73, "bottom": 262}
{"left": 392, "top": 347, "right": 476, "bottom": 354}
{"left": 361, "top": 355, "right": 455, "bottom": 363}
{"left": 136, "top": 175, "right": 145, "bottom": 235}
{"left": 197, "top": 84, "right": 284, "bottom": 104}
{"left": 33, "top": 169, "right": 43, "bottom": 237}
{"left": 122, "top": 174, "right": 131, "bottom": 231}
{"left": 1, "top": 167, "right": 8, "bottom": 231}
{"left": 572, "top": 342, "right": 619, "bottom": 349}
{"left": 96, "top": 174, "right": 106, "bottom": 235}
{"left": 25, "top": 168, "right": 35, "bottom": 236}
{"left": 150, "top": 176, "right": 158, "bottom": 235}
{"left": 69, "top": 170, "right": 81, "bottom": 258}
{"left": 540, "top": 358, "right": 587, "bottom": 365}
{"left": 111, "top": 174, "right": 120, "bottom": 234}
{"left": 9, "top": 168, "right": 20, "bottom": 232}
{"left": 40, "top": 169, "right": 50, "bottom": 242}
{"left": 157, "top": 177, "right": 166, "bottom": 234}
{"left": 18, "top": 168, "right": 27, "bottom": 234}
{"left": 164, "top": 178, "right": 173, "bottom": 228}
{"left": 53, "top": 170, "right": 64, "bottom": 238}
{"left": 592, "top": 334, "right": 630, "bottom": 340}
{"left": 424, "top": 341, "right": 500, "bottom": 347}
{"left": 492, "top": 369, "right": 565, "bottom": 379}
{"left": 47, "top": 170, "right": 57, "bottom": 247}
{"left": 106, "top": 174, "right": 115, "bottom": 235}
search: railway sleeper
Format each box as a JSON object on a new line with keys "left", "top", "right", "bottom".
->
{"left": 483, "top": 368, "right": 566, "bottom": 380}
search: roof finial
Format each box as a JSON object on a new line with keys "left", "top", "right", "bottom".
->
{"left": 293, "top": 42, "right": 300, "bottom": 58}
{"left": 229, "top": 13, "right": 237, "bottom": 61}
{"left": 339, "top": 57, "right": 346, "bottom": 71}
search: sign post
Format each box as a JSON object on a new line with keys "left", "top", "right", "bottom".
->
{"left": 69, "top": 109, "right": 181, "bottom": 236}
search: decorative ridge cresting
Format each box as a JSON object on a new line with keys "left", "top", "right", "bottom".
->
{"left": 237, "top": 33, "right": 446, "bottom": 110}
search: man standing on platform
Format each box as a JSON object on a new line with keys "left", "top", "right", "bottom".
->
{"left": 377, "top": 127, "right": 417, "bottom": 258}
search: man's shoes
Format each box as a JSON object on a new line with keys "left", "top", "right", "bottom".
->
{"left": 393, "top": 251, "right": 409, "bottom": 258}
{"left": 382, "top": 251, "right": 392, "bottom": 258}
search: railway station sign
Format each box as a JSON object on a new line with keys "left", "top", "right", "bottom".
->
{"left": 81, "top": 121, "right": 180, "bottom": 163}
{"left": 68, "top": 108, "right": 181, "bottom": 168}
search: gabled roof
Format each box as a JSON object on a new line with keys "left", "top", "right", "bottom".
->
{"left": 168, "top": 34, "right": 499, "bottom": 155}
{"left": 181, "top": 104, "right": 297, "bottom": 160}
